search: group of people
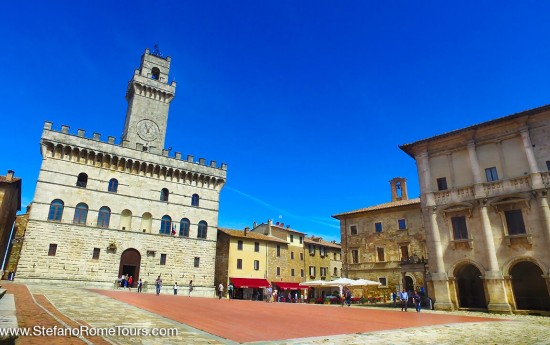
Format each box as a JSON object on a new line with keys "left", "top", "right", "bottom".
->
{"left": 393, "top": 289, "right": 423, "bottom": 312}
{"left": 341, "top": 287, "right": 352, "bottom": 306}
{"left": 117, "top": 274, "right": 143, "bottom": 292}
{"left": 152, "top": 276, "right": 193, "bottom": 296}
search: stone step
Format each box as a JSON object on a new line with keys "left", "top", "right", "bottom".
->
{"left": 0, "top": 289, "right": 6, "bottom": 300}
{"left": 0, "top": 294, "right": 18, "bottom": 344}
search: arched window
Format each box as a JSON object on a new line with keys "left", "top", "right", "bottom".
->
{"left": 160, "top": 215, "right": 172, "bottom": 235}
{"left": 108, "top": 178, "right": 118, "bottom": 193}
{"left": 151, "top": 67, "right": 160, "bottom": 80}
{"left": 333, "top": 267, "right": 338, "bottom": 277}
{"left": 197, "top": 220, "right": 207, "bottom": 239}
{"left": 179, "top": 218, "right": 190, "bottom": 237}
{"left": 97, "top": 206, "right": 111, "bottom": 228}
{"left": 160, "top": 188, "right": 169, "bottom": 202}
{"left": 191, "top": 194, "right": 199, "bottom": 206}
{"left": 48, "top": 199, "right": 64, "bottom": 221}
{"left": 73, "top": 203, "right": 88, "bottom": 224}
{"left": 76, "top": 173, "right": 88, "bottom": 188}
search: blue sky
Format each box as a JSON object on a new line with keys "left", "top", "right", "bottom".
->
{"left": 3, "top": 1, "right": 550, "bottom": 242}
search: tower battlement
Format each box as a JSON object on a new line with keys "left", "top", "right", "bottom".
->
{"left": 43, "top": 121, "right": 227, "bottom": 171}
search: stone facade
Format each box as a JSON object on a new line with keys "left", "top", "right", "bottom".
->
{"left": 333, "top": 178, "right": 426, "bottom": 298}
{"left": 400, "top": 104, "right": 550, "bottom": 314}
{"left": 16, "top": 49, "right": 227, "bottom": 296}
{"left": 0, "top": 170, "right": 21, "bottom": 276}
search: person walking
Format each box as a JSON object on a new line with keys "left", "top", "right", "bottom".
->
{"left": 227, "top": 282, "right": 233, "bottom": 300}
{"left": 137, "top": 278, "right": 143, "bottom": 293}
{"left": 128, "top": 276, "right": 133, "bottom": 292}
{"left": 188, "top": 280, "right": 193, "bottom": 297}
{"left": 400, "top": 289, "right": 409, "bottom": 311}
{"left": 392, "top": 291, "right": 397, "bottom": 306}
{"left": 218, "top": 282, "right": 224, "bottom": 299}
{"left": 345, "top": 288, "right": 352, "bottom": 307}
{"left": 413, "top": 290, "right": 421, "bottom": 312}
{"left": 174, "top": 282, "right": 178, "bottom": 295}
{"left": 155, "top": 275, "right": 163, "bottom": 295}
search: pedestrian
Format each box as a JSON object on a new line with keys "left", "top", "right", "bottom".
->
{"left": 124, "top": 274, "right": 129, "bottom": 288}
{"left": 392, "top": 291, "right": 397, "bottom": 306}
{"left": 413, "top": 290, "right": 421, "bottom": 312}
{"left": 137, "top": 279, "right": 143, "bottom": 293}
{"left": 188, "top": 280, "right": 193, "bottom": 297}
{"left": 266, "top": 286, "right": 272, "bottom": 303}
{"left": 400, "top": 289, "right": 409, "bottom": 311}
{"left": 128, "top": 276, "right": 133, "bottom": 292}
{"left": 155, "top": 275, "right": 163, "bottom": 295}
{"left": 117, "top": 275, "right": 122, "bottom": 289}
{"left": 174, "top": 282, "right": 178, "bottom": 295}
{"left": 227, "top": 282, "right": 233, "bottom": 299}
{"left": 345, "top": 288, "right": 352, "bottom": 307}
{"left": 218, "top": 282, "right": 224, "bottom": 299}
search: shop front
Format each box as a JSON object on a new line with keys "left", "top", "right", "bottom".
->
{"left": 273, "top": 282, "right": 306, "bottom": 302}
{"left": 229, "top": 277, "right": 271, "bottom": 301}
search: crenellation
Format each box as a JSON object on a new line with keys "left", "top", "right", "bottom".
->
{"left": 61, "top": 125, "right": 69, "bottom": 133}
{"left": 210, "top": 160, "right": 216, "bottom": 168}
{"left": 107, "top": 136, "right": 115, "bottom": 144}
{"left": 44, "top": 121, "right": 53, "bottom": 130}
{"left": 175, "top": 152, "right": 181, "bottom": 159}
{"left": 77, "top": 129, "right": 85, "bottom": 137}
{"left": 199, "top": 158, "right": 206, "bottom": 165}
{"left": 93, "top": 132, "right": 100, "bottom": 141}
{"left": 187, "top": 155, "right": 194, "bottom": 162}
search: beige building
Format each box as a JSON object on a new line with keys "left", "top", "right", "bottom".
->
{"left": 303, "top": 235, "right": 342, "bottom": 298}
{"left": 215, "top": 227, "right": 287, "bottom": 299}
{"left": 0, "top": 170, "right": 21, "bottom": 277}
{"left": 16, "top": 49, "right": 227, "bottom": 296}
{"left": 400, "top": 104, "right": 550, "bottom": 314}
{"left": 333, "top": 178, "right": 426, "bottom": 298}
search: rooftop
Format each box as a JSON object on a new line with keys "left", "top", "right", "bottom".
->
{"left": 218, "top": 228, "right": 289, "bottom": 244}
{"left": 332, "top": 198, "right": 421, "bottom": 218}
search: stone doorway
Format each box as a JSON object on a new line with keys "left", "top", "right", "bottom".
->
{"left": 511, "top": 261, "right": 550, "bottom": 311}
{"left": 404, "top": 276, "right": 414, "bottom": 292}
{"left": 455, "top": 264, "right": 487, "bottom": 309}
{"left": 119, "top": 248, "right": 141, "bottom": 288}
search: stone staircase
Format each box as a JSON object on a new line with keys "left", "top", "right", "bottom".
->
{"left": 0, "top": 286, "right": 18, "bottom": 345}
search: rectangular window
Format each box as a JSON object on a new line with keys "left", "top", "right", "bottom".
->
{"left": 437, "top": 177, "right": 448, "bottom": 191}
{"left": 194, "top": 257, "right": 200, "bottom": 267}
{"left": 351, "top": 249, "right": 359, "bottom": 264}
{"left": 300, "top": 252, "right": 304, "bottom": 261}
{"left": 237, "top": 259, "right": 242, "bottom": 269}
{"left": 546, "top": 160, "right": 550, "bottom": 171}
{"left": 276, "top": 267, "right": 280, "bottom": 276}
{"left": 254, "top": 260, "right": 260, "bottom": 271}
{"left": 505, "top": 209, "right": 527, "bottom": 235}
{"left": 309, "top": 266, "right": 316, "bottom": 277}
{"left": 160, "top": 254, "right": 167, "bottom": 265}
{"left": 291, "top": 268, "right": 295, "bottom": 276}
{"left": 254, "top": 242, "right": 260, "bottom": 252}
{"left": 400, "top": 245, "right": 409, "bottom": 261}
{"left": 379, "top": 277, "right": 387, "bottom": 286}
{"left": 398, "top": 219, "right": 407, "bottom": 230}
{"left": 320, "top": 267, "right": 326, "bottom": 277}
{"left": 377, "top": 247, "right": 385, "bottom": 262}
{"left": 48, "top": 244, "right": 57, "bottom": 256}
{"left": 319, "top": 247, "right": 324, "bottom": 256}
{"left": 276, "top": 245, "right": 281, "bottom": 257}
{"left": 308, "top": 244, "right": 315, "bottom": 255}
{"left": 375, "top": 222, "right": 383, "bottom": 233}
{"left": 485, "top": 167, "right": 499, "bottom": 182}
{"left": 299, "top": 236, "right": 303, "bottom": 244}
{"left": 334, "top": 252, "right": 337, "bottom": 260}
{"left": 301, "top": 269, "right": 304, "bottom": 277}
{"left": 291, "top": 252, "right": 294, "bottom": 260}
{"left": 92, "top": 248, "right": 100, "bottom": 260}
{"left": 237, "top": 240, "right": 243, "bottom": 250}
{"left": 290, "top": 234, "right": 294, "bottom": 242}
{"left": 350, "top": 225, "right": 357, "bottom": 235}
{"left": 451, "top": 216, "right": 468, "bottom": 240}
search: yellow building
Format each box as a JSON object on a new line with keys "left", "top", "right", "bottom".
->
{"left": 303, "top": 236, "right": 342, "bottom": 299}
{"left": 215, "top": 227, "right": 286, "bottom": 300}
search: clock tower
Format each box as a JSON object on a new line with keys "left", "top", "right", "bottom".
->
{"left": 122, "top": 47, "right": 176, "bottom": 152}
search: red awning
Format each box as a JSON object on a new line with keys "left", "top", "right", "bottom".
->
{"left": 273, "top": 282, "right": 303, "bottom": 290}
{"left": 229, "top": 277, "right": 271, "bottom": 289}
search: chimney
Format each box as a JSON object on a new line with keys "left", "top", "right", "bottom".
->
{"left": 267, "top": 219, "right": 272, "bottom": 236}
{"left": 6, "top": 170, "right": 14, "bottom": 182}
{"left": 253, "top": 222, "right": 257, "bottom": 228}
{"left": 244, "top": 227, "right": 249, "bottom": 236}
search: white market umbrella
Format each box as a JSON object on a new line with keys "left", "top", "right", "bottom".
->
{"left": 351, "top": 278, "right": 382, "bottom": 286}
{"left": 326, "top": 277, "right": 357, "bottom": 287}
{"left": 299, "top": 280, "right": 327, "bottom": 287}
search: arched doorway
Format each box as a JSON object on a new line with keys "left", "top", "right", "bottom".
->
{"left": 511, "top": 261, "right": 550, "bottom": 311}
{"left": 405, "top": 276, "right": 414, "bottom": 292}
{"left": 119, "top": 249, "right": 141, "bottom": 288}
{"left": 455, "top": 264, "right": 487, "bottom": 309}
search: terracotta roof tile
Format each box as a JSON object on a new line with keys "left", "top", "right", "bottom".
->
{"left": 218, "top": 228, "right": 288, "bottom": 244}
{"left": 332, "top": 198, "right": 420, "bottom": 218}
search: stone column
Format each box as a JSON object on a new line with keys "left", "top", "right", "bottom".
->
{"left": 479, "top": 200, "right": 512, "bottom": 313}
{"left": 416, "top": 149, "right": 435, "bottom": 206}
{"left": 538, "top": 191, "right": 550, "bottom": 242}
{"left": 467, "top": 140, "right": 485, "bottom": 198}
{"left": 423, "top": 207, "right": 454, "bottom": 310}
{"left": 519, "top": 126, "right": 544, "bottom": 189}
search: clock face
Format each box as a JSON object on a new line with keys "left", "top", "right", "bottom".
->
{"left": 137, "top": 119, "right": 160, "bottom": 142}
